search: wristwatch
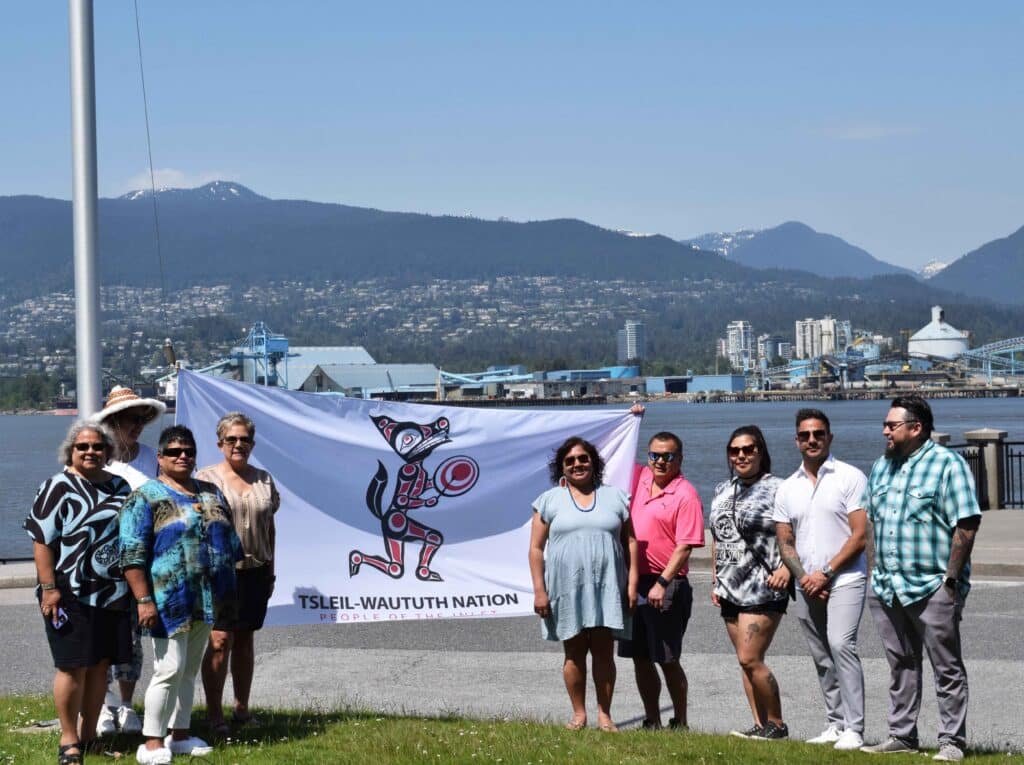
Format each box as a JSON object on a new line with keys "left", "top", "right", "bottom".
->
{"left": 137, "top": 595, "right": 154, "bottom": 604}
{"left": 656, "top": 575, "right": 671, "bottom": 588}
{"left": 943, "top": 576, "right": 957, "bottom": 590}
{"left": 821, "top": 564, "right": 835, "bottom": 580}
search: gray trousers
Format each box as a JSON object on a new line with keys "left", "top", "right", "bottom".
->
{"left": 794, "top": 580, "right": 866, "bottom": 733}
{"left": 867, "top": 586, "right": 968, "bottom": 749}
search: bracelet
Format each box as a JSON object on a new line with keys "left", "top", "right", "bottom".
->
{"left": 136, "top": 595, "right": 154, "bottom": 604}
{"left": 39, "top": 582, "right": 56, "bottom": 591}
{"left": 656, "top": 575, "right": 671, "bottom": 588}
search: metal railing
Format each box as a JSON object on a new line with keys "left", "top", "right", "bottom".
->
{"left": 950, "top": 443, "right": 988, "bottom": 509}
{"left": 1003, "top": 441, "right": 1024, "bottom": 509}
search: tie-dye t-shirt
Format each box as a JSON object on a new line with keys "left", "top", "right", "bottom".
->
{"left": 119, "top": 478, "right": 243, "bottom": 638}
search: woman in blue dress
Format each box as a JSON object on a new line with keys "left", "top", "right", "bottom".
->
{"left": 528, "top": 436, "right": 638, "bottom": 732}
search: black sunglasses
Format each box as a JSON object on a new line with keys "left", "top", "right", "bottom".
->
{"left": 727, "top": 444, "right": 758, "bottom": 457}
{"left": 647, "top": 451, "right": 678, "bottom": 463}
{"left": 221, "top": 435, "right": 253, "bottom": 445}
{"left": 161, "top": 447, "right": 196, "bottom": 459}
{"left": 73, "top": 442, "right": 107, "bottom": 453}
{"left": 796, "top": 429, "right": 828, "bottom": 442}
{"left": 563, "top": 454, "right": 591, "bottom": 466}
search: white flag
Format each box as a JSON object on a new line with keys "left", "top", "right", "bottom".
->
{"left": 176, "top": 370, "right": 640, "bottom": 625}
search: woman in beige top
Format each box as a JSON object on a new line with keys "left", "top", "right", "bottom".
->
{"left": 197, "top": 412, "right": 280, "bottom": 735}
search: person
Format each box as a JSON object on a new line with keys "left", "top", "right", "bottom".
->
{"left": 198, "top": 412, "right": 280, "bottom": 735}
{"left": 24, "top": 421, "right": 132, "bottom": 765}
{"left": 528, "top": 436, "right": 638, "bottom": 732}
{"left": 93, "top": 385, "right": 166, "bottom": 736}
{"left": 120, "top": 426, "right": 243, "bottom": 765}
{"left": 618, "top": 430, "right": 704, "bottom": 730}
{"left": 774, "top": 408, "right": 868, "bottom": 751}
{"left": 709, "top": 425, "right": 791, "bottom": 740}
{"left": 859, "top": 395, "right": 981, "bottom": 762}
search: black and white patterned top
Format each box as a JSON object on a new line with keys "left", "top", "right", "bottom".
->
{"left": 24, "top": 469, "right": 131, "bottom": 609}
{"left": 709, "top": 474, "right": 786, "bottom": 606}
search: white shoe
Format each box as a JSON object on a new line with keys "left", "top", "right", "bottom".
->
{"left": 136, "top": 744, "right": 173, "bottom": 765}
{"left": 96, "top": 705, "right": 117, "bottom": 736}
{"left": 117, "top": 704, "right": 142, "bottom": 734}
{"left": 834, "top": 729, "right": 865, "bottom": 750}
{"left": 165, "top": 734, "right": 213, "bottom": 756}
{"left": 807, "top": 723, "right": 842, "bottom": 744}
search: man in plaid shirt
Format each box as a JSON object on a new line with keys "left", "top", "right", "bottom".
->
{"left": 859, "top": 395, "right": 980, "bottom": 763}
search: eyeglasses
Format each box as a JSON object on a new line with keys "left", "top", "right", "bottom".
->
{"left": 563, "top": 454, "right": 591, "bottom": 466}
{"left": 221, "top": 435, "right": 253, "bottom": 445}
{"left": 796, "top": 429, "right": 828, "bottom": 442}
{"left": 882, "top": 420, "right": 918, "bottom": 432}
{"left": 727, "top": 444, "right": 758, "bottom": 457}
{"left": 116, "top": 412, "right": 148, "bottom": 425}
{"left": 73, "top": 442, "right": 107, "bottom": 453}
{"left": 647, "top": 451, "right": 678, "bottom": 463}
{"left": 161, "top": 447, "right": 196, "bottom": 459}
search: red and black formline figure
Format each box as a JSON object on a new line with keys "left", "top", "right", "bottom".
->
{"left": 349, "top": 414, "right": 479, "bottom": 582}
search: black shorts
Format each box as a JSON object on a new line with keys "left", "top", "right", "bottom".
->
{"left": 215, "top": 566, "right": 273, "bottom": 632}
{"left": 719, "top": 596, "right": 788, "bottom": 621}
{"left": 39, "top": 587, "right": 132, "bottom": 670}
{"left": 618, "top": 575, "right": 693, "bottom": 663}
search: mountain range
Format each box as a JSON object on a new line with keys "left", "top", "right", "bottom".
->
{"left": 687, "top": 222, "right": 916, "bottom": 279}
{"left": 0, "top": 182, "right": 1020, "bottom": 309}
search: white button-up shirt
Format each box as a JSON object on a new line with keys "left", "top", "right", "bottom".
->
{"left": 773, "top": 454, "right": 868, "bottom": 589}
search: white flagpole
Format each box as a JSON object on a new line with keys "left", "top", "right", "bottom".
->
{"left": 69, "top": 0, "right": 103, "bottom": 416}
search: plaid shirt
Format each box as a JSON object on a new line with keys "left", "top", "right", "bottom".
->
{"left": 861, "top": 439, "right": 981, "bottom": 606}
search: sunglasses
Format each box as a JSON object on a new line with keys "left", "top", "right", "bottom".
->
{"left": 563, "top": 454, "right": 591, "bottom": 466}
{"left": 796, "top": 429, "right": 828, "bottom": 442}
{"left": 73, "top": 442, "right": 107, "bottom": 453}
{"left": 221, "top": 435, "right": 253, "bottom": 445}
{"left": 727, "top": 444, "right": 758, "bottom": 457}
{"left": 116, "top": 412, "right": 149, "bottom": 425}
{"left": 647, "top": 451, "right": 678, "bottom": 463}
{"left": 161, "top": 447, "right": 196, "bottom": 459}
{"left": 882, "top": 420, "right": 918, "bottom": 432}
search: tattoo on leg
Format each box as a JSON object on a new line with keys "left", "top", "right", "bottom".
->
{"left": 766, "top": 671, "right": 779, "bottom": 697}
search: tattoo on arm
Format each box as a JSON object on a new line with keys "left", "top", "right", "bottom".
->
{"left": 945, "top": 523, "right": 978, "bottom": 580}
{"left": 776, "top": 524, "right": 806, "bottom": 578}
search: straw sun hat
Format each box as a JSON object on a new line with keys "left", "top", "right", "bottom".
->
{"left": 95, "top": 385, "right": 166, "bottom": 424}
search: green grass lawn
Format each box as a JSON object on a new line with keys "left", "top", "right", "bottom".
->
{"left": 3, "top": 696, "right": 1022, "bottom": 764}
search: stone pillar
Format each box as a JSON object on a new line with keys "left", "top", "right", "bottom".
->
{"left": 931, "top": 432, "right": 951, "bottom": 446}
{"left": 964, "top": 428, "right": 1007, "bottom": 511}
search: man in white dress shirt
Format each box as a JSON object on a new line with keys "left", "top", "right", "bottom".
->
{"left": 774, "top": 408, "right": 868, "bottom": 751}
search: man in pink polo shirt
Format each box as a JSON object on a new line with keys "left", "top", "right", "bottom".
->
{"left": 618, "top": 431, "right": 705, "bottom": 730}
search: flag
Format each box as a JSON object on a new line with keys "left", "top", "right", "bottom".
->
{"left": 176, "top": 370, "right": 640, "bottom": 625}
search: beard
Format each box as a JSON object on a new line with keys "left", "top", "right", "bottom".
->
{"left": 884, "top": 444, "right": 897, "bottom": 459}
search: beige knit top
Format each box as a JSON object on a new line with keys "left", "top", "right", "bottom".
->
{"left": 196, "top": 464, "right": 280, "bottom": 569}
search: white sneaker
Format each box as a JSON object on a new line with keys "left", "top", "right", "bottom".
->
{"left": 164, "top": 734, "right": 214, "bottom": 756}
{"left": 117, "top": 705, "right": 142, "bottom": 734}
{"left": 807, "top": 723, "right": 842, "bottom": 744}
{"left": 136, "top": 744, "right": 173, "bottom": 765}
{"left": 933, "top": 743, "right": 965, "bottom": 762}
{"left": 834, "top": 729, "right": 865, "bottom": 750}
{"left": 96, "top": 705, "right": 117, "bottom": 736}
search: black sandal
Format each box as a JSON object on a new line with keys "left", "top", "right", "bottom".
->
{"left": 58, "top": 741, "right": 83, "bottom": 765}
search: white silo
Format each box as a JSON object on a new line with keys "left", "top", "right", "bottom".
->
{"left": 908, "top": 306, "right": 969, "bottom": 360}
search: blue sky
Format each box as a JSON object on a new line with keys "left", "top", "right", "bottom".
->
{"left": 4, "top": 2, "right": 1023, "bottom": 269}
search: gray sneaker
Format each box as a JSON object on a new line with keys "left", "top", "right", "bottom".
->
{"left": 933, "top": 743, "right": 964, "bottom": 762}
{"left": 861, "top": 735, "right": 919, "bottom": 754}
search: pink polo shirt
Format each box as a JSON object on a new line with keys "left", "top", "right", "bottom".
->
{"left": 630, "top": 465, "right": 705, "bottom": 576}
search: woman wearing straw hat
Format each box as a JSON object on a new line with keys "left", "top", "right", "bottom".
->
{"left": 91, "top": 386, "right": 166, "bottom": 737}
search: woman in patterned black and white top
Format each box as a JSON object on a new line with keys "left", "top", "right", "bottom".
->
{"left": 709, "top": 425, "right": 791, "bottom": 741}
{"left": 24, "top": 420, "right": 132, "bottom": 765}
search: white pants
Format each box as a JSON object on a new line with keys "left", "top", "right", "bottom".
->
{"left": 142, "top": 622, "right": 213, "bottom": 738}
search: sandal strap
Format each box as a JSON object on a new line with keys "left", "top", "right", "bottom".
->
{"left": 58, "top": 741, "right": 83, "bottom": 765}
